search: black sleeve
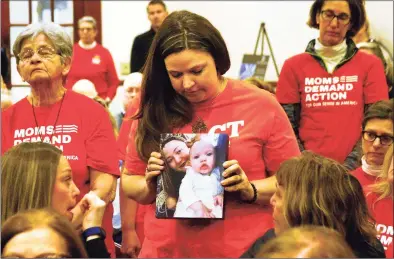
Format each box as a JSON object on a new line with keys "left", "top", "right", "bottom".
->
{"left": 281, "top": 103, "right": 304, "bottom": 151}
{"left": 343, "top": 139, "right": 362, "bottom": 171}
{"left": 85, "top": 238, "right": 111, "bottom": 258}
{"left": 130, "top": 37, "right": 143, "bottom": 73}
{"left": 240, "top": 229, "right": 276, "bottom": 258}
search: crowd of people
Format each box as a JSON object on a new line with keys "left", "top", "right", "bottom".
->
{"left": 1, "top": 0, "right": 393, "bottom": 258}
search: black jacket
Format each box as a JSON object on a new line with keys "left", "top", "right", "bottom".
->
{"left": 130, "top": 28, "right": 156, "bottom": 73}
{"left": 83, "top": 236, "right": 110, "bottom": 258}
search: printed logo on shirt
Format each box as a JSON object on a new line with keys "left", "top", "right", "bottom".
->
{"left": 13, "top": 125, "right": 78, "bottom": 152}
{"left": 303, "top": 76, "right": 358, "bottom": 108}
{"left": 376, "top": 223, "right": 393, "bottom": 251}
{"left": 92, "top": 55, "right": 101, "bottom": 65}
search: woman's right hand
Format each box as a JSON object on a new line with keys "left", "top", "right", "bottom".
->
{"left": 71, "top": 191, "right": 106, "bottom": 231}
{"left": 145, "top": 152, "right": 164, "bottom": 187}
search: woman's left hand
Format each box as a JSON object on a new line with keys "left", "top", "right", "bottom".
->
{"left": 221, "top": 160, "right": 255, "bottom": 201}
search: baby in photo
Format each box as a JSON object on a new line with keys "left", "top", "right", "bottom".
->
{"left": 174, "top": 138, "right": 224, "bottom": 218}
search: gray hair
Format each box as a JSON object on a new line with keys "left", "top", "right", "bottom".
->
{"left": 78, "top": 16, "right": 97, "bottom": 29}
{"left": 12, "top": 22, "right": 72, "bottom": 64}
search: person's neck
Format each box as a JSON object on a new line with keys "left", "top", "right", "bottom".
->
{"left": 78, "top": 40, "right": 97, "bottom": 50}
{"left": 29, "top": 83, "right": 66, "bottom": 106}
{"left": 361, "top": 156, "right": 383, "bottom": 177}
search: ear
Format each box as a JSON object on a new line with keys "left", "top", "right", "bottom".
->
{"left": 61, "top": 57, "right": 72, "bottom": 77}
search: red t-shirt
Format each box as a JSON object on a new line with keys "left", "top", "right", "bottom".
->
{"left": 276, "top": 51, "right": 388, "bottom": 163}
{"left": 66, "top": 43, "right": 120, "bottom": 100}
{"left": 125, "top": 79, "right": 301, "bottom": 258}
{"left": 352, "top": 167, "right": 393, "bottom": 258}
{"left": 2, "top": 91, "right": 119, "bottom": 257}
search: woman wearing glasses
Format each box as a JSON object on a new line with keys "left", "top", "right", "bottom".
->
{"left": 276, "top": 0, "right": 388, "bottom": 170}
{"left": 352, "top": 99, "right": 393, "bottom": 258}
{"left": 1, "top": 22, "right": 119, "bottom": 257}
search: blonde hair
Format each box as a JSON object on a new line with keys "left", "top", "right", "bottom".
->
{"left": 1, "top": 143, "right": 62, "bottom": 223}
{"left": 276, "top": 151, "right": 378, "bottom": 250}
{"left": 256, "top": 226, "right": 356, "bottom": 258}
{"left": 368, "top": 145, "right": 393, "bottom": 201}
{"left": 1, "top": 208, "right": 88, "bottom": 258}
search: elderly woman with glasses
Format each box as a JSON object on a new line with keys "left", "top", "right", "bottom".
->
{"left": 352, "top": 99, "right": 393, "bottom": 257}
{"left": 276, "top": 0, "right": 388, "bottom": 171}
{"left": 1, "top": 22, "right": 119, "bottom": 257}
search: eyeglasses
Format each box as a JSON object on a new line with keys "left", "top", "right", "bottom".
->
{"left": 362, "top": 131, "right": 394, "bottom": 146}
{"left": 79, "top": 27, "right": 94, "bottom": 32}
{"left": 320, "top": 10, "right": 351, "bottom": 25}
{"left": 18, "top": 46, "right": 58, "bottom": 62}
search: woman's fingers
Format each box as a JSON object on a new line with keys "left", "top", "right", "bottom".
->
{"left": 222, "top": 162, "right": 241, "bottom": 178}
{"left": 221, "top": 174, "right": 243, "bottom": 187}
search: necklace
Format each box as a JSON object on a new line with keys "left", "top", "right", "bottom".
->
{"left": 191, "top": 78, "right": 227, "bottom": 133}
{"left": 31, "top": 92, "right": 66, "bottom": 142}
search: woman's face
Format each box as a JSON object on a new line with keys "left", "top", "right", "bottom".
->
{"left": 362, "top": 119, "right": 393, "bottom": 166}
{"left": 164, "top": 49, "right": 221, "bottom": 104}
{"left": 2, "top": 228, "right": 70, "bottom": 258}
{"left": 270, "top": 183, "right": 289, "bottom": 235}
{"left": 162, "top": 140, "right": 190, "bottom": 172}
{"left": 78, "top": 21, "right": 97, "bottom": 45}
{"left": 51, "top": 156, "right": 80, "bottom": 221}
{"left": 17, "top": 33, "right": 70, "bottom": 85}
{"left": 316, "top": 0, "right": 351, "bottom": 46}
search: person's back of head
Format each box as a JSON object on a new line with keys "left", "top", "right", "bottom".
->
{"left": 275, "top": 151, "right": 377, "bottom": 252}
{"left": 256, "top": 226, "right": 356, "bottom": 258}
{"left": 72, "top": 79, "right": 98, "bottom": 99}
{"left": 1, "top": 142, "right": 61, "bottom": 222}
{"left": 1, "top": 208, "right": 88, "bottom": 258}
{"left": 244, "top": 77, "right": 276, "bottom": 94}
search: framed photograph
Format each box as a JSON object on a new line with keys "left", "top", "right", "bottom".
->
{"left": 239, "top": 54, "right": 270, "bottom": 80}
{"left": 156, "top": 133, "right": 229, "bottom": 219}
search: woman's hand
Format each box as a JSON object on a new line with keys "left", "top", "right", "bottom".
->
{"left": 145, "top": 152, "right": 164, "bottom": 188}
{"left": 71, "top": 191, "right": 106, "bottom": 231}
{"left": 121, "top": 229, "right": 141, "bottom": 258}
{"left": 221, "top": 160, "right": 255, "bottom": 201}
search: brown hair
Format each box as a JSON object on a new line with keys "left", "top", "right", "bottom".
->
{"left": 147, "top": 0, "right": 167, "bottom": 11}
{"left": 306, "top": 0, "right": 366, "bottom": 38}
{"left": 362, "top": 99, "right": 393, "bottom": 130}
{"left": 256, "top": 226, "right": 356, "bottom": 258}
{"left": 244, "top": 77, "right": 276, "bottom": 94}
{"left": 276, "top": 151, "right": 378, "bottom": 251}
{"left": 367, "top": 145, "right": 393, "bottom": 202}
{"left": 1, "top": 142, "right": 61, "bottom": 223}
{"left": 134, "top": 10, "right": 230, "bottom": 161}
{"left": 1, "top": 208, "right": 88, "bottom": 258}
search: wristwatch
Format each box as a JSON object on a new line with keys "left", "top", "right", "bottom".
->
{"left": 82, "top": 227, "right": 106, "bottom": 241}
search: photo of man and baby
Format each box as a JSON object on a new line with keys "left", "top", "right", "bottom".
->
{"left": 156, "top": 133, "right": 229, "bottom": 219}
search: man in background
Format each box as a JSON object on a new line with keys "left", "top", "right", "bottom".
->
{"left": 129, "top": 0, "right": 168, "bottom": 73}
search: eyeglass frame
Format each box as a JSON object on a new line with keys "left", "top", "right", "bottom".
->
{"left": 362, "top": 130, "right": 394, "bottom": 146}
{"left": 17, "top": 46, "right": 60, "bottom": 63}
{"left": 320, "top": 10, "right": 351, "bottom": 25}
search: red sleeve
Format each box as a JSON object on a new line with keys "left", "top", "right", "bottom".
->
{"left": 117, "top": 96, "right": 140, "bottom": 161}
{"left": 263, "top": 98, "right": 301, "bottom": 173}
{"left": 124, "top": 119, "right": 147, "bottom": 175}
{"left": 86, "top": 103, "right": 119, "bottom": 176}
{"left": 363, "top": 56, "right": 389, "bottom": 103}
{"left": 104, "top": 49, "right": 120, "bottom": 100}
{"left": 276, "top": 58, "right": 301, "bottom": 104}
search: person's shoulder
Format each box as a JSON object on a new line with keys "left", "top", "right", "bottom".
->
{"left": 230, "top": 79, "right": 279, "bottom": 106}
{"left": 2, "top": 97, "right": 28, "bottom": 117}
{"left": 135, "top": 29, "right": 154, "bottom": 40}
{"left": 66, "top": 91, "right": 106, "bottom": 113}
{"left": 353, "top": 49, "right": 384, "bottom": 66}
